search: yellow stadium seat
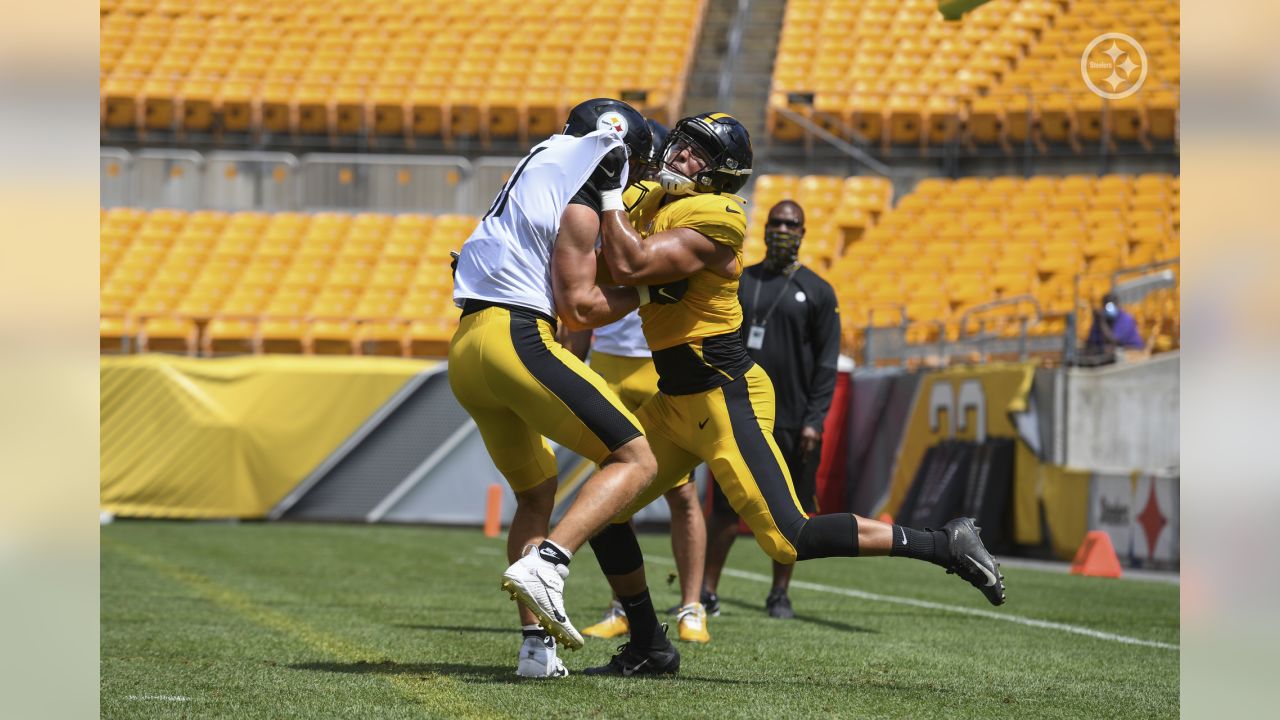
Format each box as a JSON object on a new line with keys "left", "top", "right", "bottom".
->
{"left": 258, "top": 318, "right": 308, "bottom": 354}
{"left": 140, "top": 317, "right": 197, "bottom": 355}
{"left": 446, "top": 89, "right": 483, "bottom": 142}
{"left": 293, "top": 84, "right": 328, "bottom": 135}
{"left": 100, "top": 316, "right": 134, "bottom": 354}
{"left": 309, "top": 319, "right": 358, "bottom": 355}
{"left": 179, "top": 78, "right": 216, "bottom": 132}
{"left": 332, "top": 85, "right": 366, "bottom": 136}
{"left": 204, "top": 317, "right": 257, "bottom": 355}
{"left": 1147, "top": 90, "right": 1179, "bottom": 142}
{"left": 485, "top": 89, "right": 521, "bottom": 143}
{"left": 103, "top": 76, "right": 140, "bottom": 129}
{"left": 1075, "top": 94, "right": 1104, "bottom": 144}
{"left": 1039, "top": 93, "right": 1072, "bottom": 144}
{"left": 357, "top": 320, "right": 408, "bottom": 357}
{"left": 1110, "top": 95, "right": 1145, "bottom": 143}
{"left": 370, "top": 84, "right": 408, "bottom": 138}
{"left": 217, "top": 80, "right": 255, "bottom": 133}
{"left": 258, "top": 82, "right": 292, "bottom": 134}
{"left": 407, "top": 318, "right": 454, "bottom": 357}
{"left": 409, "top": 89, "right": 445, "bottom": 140}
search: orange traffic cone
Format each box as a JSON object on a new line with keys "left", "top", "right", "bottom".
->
{"left": 483, "top": 483, "right": 503, "bottom": 538}
{"left": 1070, "top": 530, "right": 1123, "bottom": 578}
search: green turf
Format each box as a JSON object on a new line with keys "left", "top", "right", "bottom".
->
{"left": 101, "top": 522, "right": 1178, "bottom": 719}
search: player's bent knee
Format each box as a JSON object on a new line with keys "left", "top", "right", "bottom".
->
{"left": 589, "top": 522, "right": 645, "bottom": 576}
{"left": 604, "top": 436, "right": 656, "bottom": 479}
{"left": 513, "top": 476, "right": 556, "bottom": 514}
{"left": 794, "top": 514, "right": 860, "bottom": 561}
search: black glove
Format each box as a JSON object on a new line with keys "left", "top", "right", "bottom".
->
{"left": 589, "top": 146, "right": 628, "bottom": 193}
{"left": 646, "top": 278, "right": 689, "bottom": 305}
{"left": 450, "top": 250, "right": 459, "bottom": 280}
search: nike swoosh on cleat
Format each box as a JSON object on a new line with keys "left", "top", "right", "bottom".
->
{"left": 698, "top": 418, "right": 709, "bottom": 429}
{"left": 964, "top": 554, "right": 999, "bottom": 587}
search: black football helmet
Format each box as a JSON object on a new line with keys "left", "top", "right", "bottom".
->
{"left": 563, "top": 98, "right": 654, "bottom": 180}
{"left": 641, "top": 120, "right": 669, "bottom": 181}
{"left": 657, "top": 112, "right": 753, "bottom": 195}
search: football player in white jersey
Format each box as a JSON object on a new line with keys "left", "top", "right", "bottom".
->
{"left": 448, "top": 98, "right": 687, "bottom": 677}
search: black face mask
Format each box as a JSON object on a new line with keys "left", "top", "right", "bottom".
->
{"left": 762, "top": 228, "right": 802, "bottom": 272}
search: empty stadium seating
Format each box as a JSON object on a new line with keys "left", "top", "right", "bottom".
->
{"left": 100, "top": 207, "right": 476, "bottom": 357}
{"left": 100, "top": 0, "right": 705, "bottom": 143}
{"left": 101, "top": 171, "right": 1179, "bottom": 362}
{"left": 768, "top": 0, "right": 1180, "bottom": 149}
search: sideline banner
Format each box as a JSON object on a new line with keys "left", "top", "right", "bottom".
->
{"left": 884, "top": 363, "right": 1035, "bottom": 519}
{"left": 101, "top": 354, "right": 432, "bottom": 518}
{"left": 1088, "top": 472, "right": 1180, "bottom": 567}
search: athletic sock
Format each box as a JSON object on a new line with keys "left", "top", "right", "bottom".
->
{"left": 618, "top": 589, "right": 666, "bottom": 650}
{"left": 521, "top": 624, "right": 548, "bottom": 640}
{"left": 889, "top": 525, "right": 951, "bottom": 567}
{"left": 536, "top": 539, "right": 572, "bottom": 567}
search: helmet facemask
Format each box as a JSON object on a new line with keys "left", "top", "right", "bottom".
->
{"left": 656, "top": 133, "right": 716, "bottom": 196}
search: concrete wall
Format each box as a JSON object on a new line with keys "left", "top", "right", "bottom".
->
{"left": 1065, "top": 352, "right": 1179, "bottom": 473}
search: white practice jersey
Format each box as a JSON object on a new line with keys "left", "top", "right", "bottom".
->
{"left": 591, "top": 310, "right": 651, "bottom": 358}
{"left": 452, "top": 130, "right": 627, "bottom": 317}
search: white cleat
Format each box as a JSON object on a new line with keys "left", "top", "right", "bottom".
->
{"left": 516, "top": 634, "right": 569, "bottom": 678}
{"left": 501, "top": 552, "right": 584, "bottom": 650}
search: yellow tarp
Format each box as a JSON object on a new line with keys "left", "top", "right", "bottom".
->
{"left": 885, "top": 362, "right": 1037, "bottom": 516}
{"left": 101, "top": 354, "right": 434, "bottom": 518}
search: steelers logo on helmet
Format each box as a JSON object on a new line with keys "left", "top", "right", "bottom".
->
{"left": 597, "top": 112, "right": 628, "bottom": 136}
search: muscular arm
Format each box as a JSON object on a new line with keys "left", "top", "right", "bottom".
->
{"left": 599, "top": 209, "right": 737, "bottom": 286}
{"left": 551, "top": 204, "right": 642, "bottom": 332}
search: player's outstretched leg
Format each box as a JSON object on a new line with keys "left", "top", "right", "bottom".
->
{"left": 583, "top": 522, "right": 681, "bottom": 676}
{"left": 877, "top": 515, "right": 1006, "bottom": 606}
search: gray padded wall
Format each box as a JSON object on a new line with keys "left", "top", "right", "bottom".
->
{"left": 283, "top": 371, "right": 471, "bottom": 521}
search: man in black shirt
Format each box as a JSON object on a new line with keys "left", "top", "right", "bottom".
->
{"left": 701, "top": 199, "right": 842, "bottom": 619}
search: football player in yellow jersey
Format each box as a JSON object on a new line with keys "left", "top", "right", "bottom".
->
{"left": 580, "top": 113, "right": 1006, "bottom": 677}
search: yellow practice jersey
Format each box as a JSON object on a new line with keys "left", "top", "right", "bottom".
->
{"left": 624, "top": 181, "right": 747, "bottom": 350}
{"left": 621, "top": 181, "right": 753, "bottom": 395}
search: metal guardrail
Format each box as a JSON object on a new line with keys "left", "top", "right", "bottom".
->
{"left": 859, "top": 294, "right": 1074, "bottom": 367}
{"left": 102, "top": 147, "right": 487, "bottom": 214}
{"left": 204, "top": 151, "right": 300, "bottom": 211}
{"left": 131, "top": 149, "right": 204, "bottom": 210}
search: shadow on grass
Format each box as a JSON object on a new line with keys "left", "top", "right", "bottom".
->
{"left": 291, "top": 660, "right": 757, "bottom": 685}
{"left": 715, "top": 597, "right": 878, "bottom": 635}
{"left": 394, "top": 623, "right": 512, "bottom": 634}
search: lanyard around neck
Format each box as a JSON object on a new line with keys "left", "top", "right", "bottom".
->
{"left": 750, "top": 265, "right": 800, "bottom": 327}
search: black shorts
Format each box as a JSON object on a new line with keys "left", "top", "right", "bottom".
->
{"left": 711, "top": 425, "right": 821, "bottom": 517}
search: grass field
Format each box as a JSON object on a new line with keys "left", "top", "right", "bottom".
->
{"left": 101, "top": 522, "right": 1178, "bottom": 719}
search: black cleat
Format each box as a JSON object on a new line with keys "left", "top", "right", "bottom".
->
{"left": 765, "top": 588, "right": 794, "bottom": 619}
{"left": 584, "top": 631, "right": 680, "bottom": 677}
{"left": 938, "top": 517, "right": 1006, "bottom": 606}
{"left": 701, "top": 589, "right": 721, "bottom": 617}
